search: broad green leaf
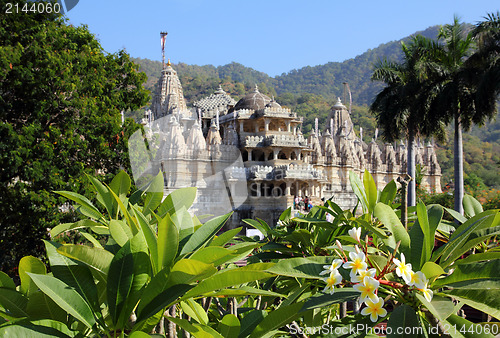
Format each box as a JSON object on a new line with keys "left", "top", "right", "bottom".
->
{"left": 243, "top": 218, "right": 270, "bottom": 237}
{"left": 421, "top": 261, "right": 445, "bottom": 281}
{"left": 27, "top": 273, "right": 96, "bottom": 329}
{"left": 55, "top": 191, "right": 103, "bottom": 220}
{"left": 172, "top": 206, "right": 195, "bottom": 240}
{"left": 206, "top": 286, "right": 284, "bottom": 298}
{"left": 387, "top": 305, "right": 420, "bottom": 338}
{"left": 80, "top": 231, "right": 104, "bottom": 249}
{"left": 166, "top": 259, "right": 216, "bottom": 288}
{"left": 456, "top": 252, "right": 500, "bottom": 265}
{"left": 265, "top": 256, "right": 332, "bottom": 279}
{"left": 157, "top": 213, "right": 179, "bottom": 270}
{"left": 136, "top": 284, "right": 193, "bottom": 324}
{"left": 0, "top": 321, "right": 72, "bottom": 338}
{"left": 349, "top": 171, "right": 368, "bottom": 213}
{"left": 142, "top": 171, "right": 164, "bottom": 216}
{"left": 26, "top": 291, "right": 67, "bottom": 322}
{"left": 210, "top": 227, "right": 242, "bottom": 247}
{"left": 417, "top": 294, "right": 455, "bottom": 322}
{"left": 157, "top": 187, "right": 197, "bottom": 218}
{"left": 180, "top": 299, "right": 208, "bottom": 325}
{"left": 87, "top": 174, "right": 115, "bottom": 219}
{"left": 379, "top": 180, "right": 397, "bottom": 205}
{"left": 129, "top": 331, "right": 151, "bottom": 338}
{"left": 19, "top": 256, "right": 46, "bottom": 297}
{"left": 0, "top": 272, "right": 15, "bottom": 290}
{"left": 107, "top": 185, "right": 138, "bottom": 235}
{"left": 446, "top": 314, "right": 496, "bottom": 338}
{"left": 434, "top": 260, "right": 500, "bottom": 287}
{"left": 184, "top": 263, "right": 274, "bottom": 298}
{"left": 164, "top": 316, "right": 224, "bottom": 338}
{"left": 301, "top": 289, "right": 359, "bottom": 311}
{"left": 374, "top": 202, "right": 411, "bottom": 259}
{"left": 218, "top": 314, "right": 240, "bottom": 338}
{"left": 109, "top": 219, "right": 133, "bottom": 247}
{"left": 189, "top": 246, "right": 238, "bottom": 267}
{"left": 239, "top": 310, "right": 267, "bottom": 338}
{"left": 109, "top": 170, "right": 131, "bottom": 200}
{"left": 180, "top": 212, "right": 232, "bottom": 256}
{"left": 363, "top": 170, "right": 377, "bottom": 214}
{"left": 249, "top": 302, "right": 304, "bottom": 338}
{"left": 444, "top": 207, "right": 467, "bottom": 223}
{"left": 50, "top": 219, "right": 109, "bottom": 237}
{"left": 57, "top": 245, "right": 114, "bottom": 282}
{"left": 44, "top": 241, "right": 100, "bottom": 314}
{"left": 131, "top": 205, "right": 158, "bottom": 273}
{"left": 443, "top": 287, "right": 500, "bottom": 321}
{"left": 0, "top": 288, "right": 28, "bottom": 317}
{"left": 463, "top": 194, "right": 483, "bottom": 218}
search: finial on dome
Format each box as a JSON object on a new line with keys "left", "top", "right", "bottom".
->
{"left": 253, "top": 84, "right": 259, "bottom": 93}
{"left": 166, "top": 59, "right": 172, "bottom": 67}
{"left": 215, "top": 84, "right": 225, "bottom": 94}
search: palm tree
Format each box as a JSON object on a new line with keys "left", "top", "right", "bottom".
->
{"left": 423, "top": 15, "right": 497, "bottom": 214}
{"left": 371, "top": 35, "right": 444, "bottom": 207}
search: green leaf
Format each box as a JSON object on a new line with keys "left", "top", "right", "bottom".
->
{"left": 243, "top": 218, "right": 270, "bottom": 237}
{"left": 387, "top": 304, "right": 420, "bottom": 338}
{"left": 166, "top": 259, "right": 217, "bottom": 289}
{"left": 55, "top": 190, "right": 103, "bottom": 220}
{"left": 463, "top": 194, "right": 483, "bottom": 218}
{"left": 421, "top": 261, "right": 445, "bottom": 281}
{"left": 349, "top": 171, "right": 368, "bottom": 213}
{"left": 19, "top": 256, "right": 46, "bottom": 297}
{"left": 446, "top": 314, "right": 496, "bottom": 338}
{"left": 50, "top": 219, "right": 109, "bottom": 238}
{"left": 205, "top": 286, "right": 284, "bottom": 298}
{"left": 444, "top": 287, "right": 500, "bottom": 321}
{"left": 87, "top": 174, "right": 115, "bottom": 219}
{"left": 456, "top": 252, "right": 500, "bottom": 265}
{"left": 434, "top": 260, "right": 500, "bottom": 287}
{"left": 444, "top": 207, "right": 467, "bottom": 223}
{"left": 218, "top": 314, "right": 240, "bottom": 338}
{"left": 157, "top": 187, "right": 197, "bottom": 218}
{"left": 44, "top": 241, "right": 100, "bottom": 314}
{"left": 157, "top": 213, "right": 179, "bottom": 270}
{"left": 379, "top": 180, "right": 397, "bottom": 205}
{"left": 27, "top": 273, "right": 96, "bottom": 329}
{"left": 0, "top": 288, "right": 28, "bottom": 317}
{"left": 249, "top": 302, "right": 304, "bottom": 338}
{"left": 180, "top": 299, "right": 208, "bottom": 325}
{"left": 0, "top": 321, "right": 73, "bottom": 338}
{"left": 109, "top": 219, "right": 133, "bottom": 247}
{"left": 107, "top": 185, "right": 138, "bottom": 235}
{"left": 417, "top": 294, "right": 455, "bottom": 322}
{"left": 184, "top": 263, "right": 274, "bottom": 298}
{"left": 363, "top": 170, "right": 378, "bottom": 214}
{"left": 210, "top": 227, "right": 242, "bottom": 247}
{"left": 239, "top": 310, "right": 267, "bottom": 338}
{"left": 131, "top": 205, "right": 159, "bottom": 273}
{"left": 374, "top": 202, "right": 411, "bottom": 259}
{"left": 136, "top": 284, "right": 193, "bottom": 324}
{"left": 109, "top": 170, "right": 131, "bottom": 200}
{"left": 142, "top": 171, "right": 164, "bottom": 216}
{"left": 0, "top": 272, "right": 15, "bottom": 290}
{"left": 301, "top": 289, "right": 359, "bottom": 311}
{"left": 265, "top": 256, "right": 332, "bottom": 279}
{"left": 26, "top": 291, "right": 67, "bottom": 322}
{"left": 180, "top": 213, "right": 232, "bottom": 256}
{"left": 57, "top": 245, "right": 114, "bottom": 282}
{"left": 189, "top": 246, "right": 238, "bottom": 267}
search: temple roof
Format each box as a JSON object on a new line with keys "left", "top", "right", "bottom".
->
{"left": 193, "top": 85, "right": 236, "bottom": 114}
{"left": 233, "top": 85, "right": 271, "bottom": 111}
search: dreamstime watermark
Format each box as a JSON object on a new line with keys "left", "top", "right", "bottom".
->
{"left": 56, "top": 0, "right": 80, "bottom": 14}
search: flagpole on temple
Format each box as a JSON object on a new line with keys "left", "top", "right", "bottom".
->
{"left": 160, "top": 31, "right": 168, "bottom": 68}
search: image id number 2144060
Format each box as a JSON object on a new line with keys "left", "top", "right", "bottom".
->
{"left": 5, "top": 2, "right": 61, "bottom": 14}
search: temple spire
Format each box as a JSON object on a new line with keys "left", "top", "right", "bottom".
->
{"left": 160, "top": 31, "right": 168, "bottom": 68}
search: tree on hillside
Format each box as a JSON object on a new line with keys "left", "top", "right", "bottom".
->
{"left": 370, "top": 36, "right": 445, "bottom": 207}
{"left": 0, "top": 1, "right": 150, "bottom": 273}
{"left": 422, "top": 16, "right": 497, "bottom": 214}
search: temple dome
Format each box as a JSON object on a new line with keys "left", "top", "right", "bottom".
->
{"left": 233, "top": 85, "right": 271, "bottom": 111}
{"left": 333, "top": 97, "right": 347, "bottom": 110}
{"left": 265, "top": 96, "right": 281, "bottom": 109}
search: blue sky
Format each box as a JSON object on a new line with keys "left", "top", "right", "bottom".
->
{"left": 65, "top": 0, "right": 499, "bottom": 77}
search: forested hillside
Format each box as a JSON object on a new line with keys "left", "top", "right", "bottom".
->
{"left": 131, "top": 25, "right": 499, "bottom": 189}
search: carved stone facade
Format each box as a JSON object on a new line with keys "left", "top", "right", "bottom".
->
{"left": 141, "top": 63, "right": 442, "bottom": 228}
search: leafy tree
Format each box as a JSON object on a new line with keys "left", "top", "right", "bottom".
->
{"left": 370, "top": 35, "right": 445, "bottom": 207}
{"left": 0, "top": 1, "right": 150, "bottom": 274}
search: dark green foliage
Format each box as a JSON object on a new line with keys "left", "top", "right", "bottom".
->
{"left": 0, "top": 0, "right": 150, "bottom": 274}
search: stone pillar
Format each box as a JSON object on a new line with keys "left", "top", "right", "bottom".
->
{"left": 264, "top": 119, "right": 270, "bottom": 132}
{"left": 255, "top": 123, "right": 259, "bottom": 133}
{"left": 296, "top": 181, "right": 300, "bottom": 197}
{"left": 286, "top": 121, "right": 291, "bottom": 132}
{"left": 285, "top": 182, "right": 291, "bottom": 196}
{"left": 239, "top": 121, "right": 244, "bottom": 132}
{"left": 273, "top": 149, "right": 280, "bottom": 160}
{"left": 248, "top": 149, "right": 253, "bottom": 161}
{"left": 256, "top": 182, "right": 261, "bottom": 197}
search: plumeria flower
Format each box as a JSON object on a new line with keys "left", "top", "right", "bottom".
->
{"left": 323, "top": 270, "right": 343, "bottom": 294}
{"left": 419, "top": 284, "right": 434, "bottom": 302}
{"left": 393, "top": 253, "right": 412, "bottom": 284}
{"left": 351, "top": 268, "right": 377, "bottom": 283}
{"left": 408, "top": 270, "right": 428, "bottom": 289}
{"left": 348, "top": 227, "right": 362, "bottom": 243}
{"left": 320, "top": 259, "right": 344, "bottom": 276}
{"left": 343, "top": 251, "right": 368, "bottom": 278}
{"left": 353, "top": 276, "right": 380, "bottom": 304}
{"left": 361, "top": 297, "right": 387, "bottom": 322}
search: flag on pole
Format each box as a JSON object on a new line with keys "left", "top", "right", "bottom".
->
{"left": 161, "top": 33, "right": 167, "bottom": 51}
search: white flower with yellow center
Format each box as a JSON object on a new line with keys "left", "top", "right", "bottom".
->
{"left": 351, "top": 268, "right": 377, "bottom": 283}
{"left": 393, "top": 253, "right": 412, "bottom": 284}
{"left": 409, "top": 270, "right": 428, "bottom": 289}
{"left": 343, "top": 251, "right": 368, "bottom": 278}
{"left": 320, "top": 259, "right": 344, "bottom": 276}
{"left": 418, "top": 284, "right": 434, "bottom": 302}
{"left": 323, "top": 270, "right": 343, "bottom": 294}
{"left": 348, "top": 227, "right": 362, "bottom": 243}
{"left": 353, "top": 276, "right": 380, "bottom": 304}
{"left": 361, "top": 297, "right": 387, "bottom": 322}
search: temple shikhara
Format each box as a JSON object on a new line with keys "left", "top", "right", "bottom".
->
{"left": 135, "top": 34, "right": 442, "bottom": 229}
